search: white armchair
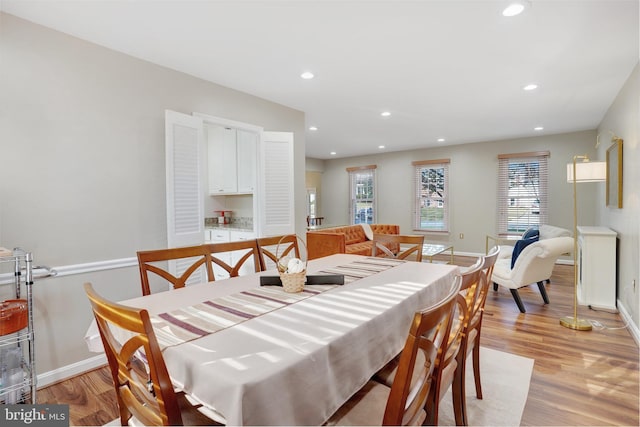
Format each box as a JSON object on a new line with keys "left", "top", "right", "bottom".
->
{"left": 492, "top": 236, "right": 573, "bottom": 313}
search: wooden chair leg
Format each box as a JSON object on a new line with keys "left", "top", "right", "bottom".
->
{"left": 452, "top": 352, "right": 468, "bottom": 426}
{"left": 510, "top": 289, "right": 526, "bottom": 313}
{"left": 472, "top": 338, "right": 483, "bottom": 400}
{"left": 537, "top": 281, "right": 550, "bottom": 304}
{"left": 424, "top": 390, "right": 438, "bottom": 426}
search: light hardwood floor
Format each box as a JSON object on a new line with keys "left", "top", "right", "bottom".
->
{"left": 38, "top": 256, "right": 639, "bottom": 426}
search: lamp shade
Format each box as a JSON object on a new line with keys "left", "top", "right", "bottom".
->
{"left": 566, "top": 161, "right": 606, "bottom": 183}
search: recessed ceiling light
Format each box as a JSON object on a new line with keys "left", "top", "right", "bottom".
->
{"left": 502, "top": 1, "right": 530, "bottom": 17}
{"left": 381, "top": 111, "right": 391, "bottom": 117}
{"left": 378, "top": 145, "right": 385, "bottom": 149}
{"left": 523, "top": 83, "right": 538, "bottom": 91}
{"left": 437, "top": 138, "right": 445, "bottom": 143}
{"left": 534, "top": 126, "right": 544, "bottom": 131}
{"left": 300, "top": 71, "right": 314, "bottom": 80}
{"left": 330, "top": 151, "right": 337, "bottom": 156}
{"left": 309, "top": 126, "right": 318, "bottom": 131}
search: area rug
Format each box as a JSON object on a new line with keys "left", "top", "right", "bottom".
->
{"left": 438, "top": 346, "right": 534, "bottom": 426}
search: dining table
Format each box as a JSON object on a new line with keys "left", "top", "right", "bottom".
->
{"left": 85, "top": 253, "right": 459, "bottom": 426}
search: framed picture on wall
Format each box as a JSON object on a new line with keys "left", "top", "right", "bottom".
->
{"left": 606, "top": 138, "right": 623, "bottom": 208}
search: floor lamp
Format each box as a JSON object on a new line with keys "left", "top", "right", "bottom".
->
{"left": 560, "top": 156, "right": 606, "bottom": 331}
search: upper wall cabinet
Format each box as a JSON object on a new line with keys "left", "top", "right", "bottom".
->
{"left": 236, "top": 129, "right": 258, "bottom": 193}
{"left": 207, "top": 124, "right": 257, "bottom": 195}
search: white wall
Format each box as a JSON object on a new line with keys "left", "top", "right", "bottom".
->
{"left": 597, "top": 62, "right": 639, "bottom": 334}
{"left": 316, "top": 130, "right": 599, "bottom": 254}
{"left": 0, "top": 13, "right": 306, "bottom": 378}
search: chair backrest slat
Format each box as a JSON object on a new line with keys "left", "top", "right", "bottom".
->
{"left": 372, "top": 234, "right": 425, "bottom": 262}
{"left": 205, "top": 239, "right": 262, "bottom": 278}
{"left": 137, "top": 245, "right": 213, "bottom": 296}
{"left": 256, "top": 235, "right": 301, "bottom": 271}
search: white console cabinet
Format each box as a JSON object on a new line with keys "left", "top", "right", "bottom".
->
{"left": 577, "top": 226, "right": 617, "bottom": 311}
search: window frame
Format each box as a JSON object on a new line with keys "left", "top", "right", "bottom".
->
{"left": 496, "top": 151, "right": 549, "bottom": 236}
{"left": 412, "top": 159, "right": 450, "bottom": 233}
{"left": 347, "top": 165, "right": 376, "bottom": 225}
{"left": 306, "top": 187, "right": 317, "bottom": 217}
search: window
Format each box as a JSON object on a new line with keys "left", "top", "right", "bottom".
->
{"left": 347, "top": 165, "right": 376, "bottom": 225}
{"left": 306, "top": 188, "right": 317, "bottom": 217}
{"left": 413, "top": 159, "right": 449, "bottom": 232}
{"left": 497, "top": 151, "right": 549, "bottom": 235}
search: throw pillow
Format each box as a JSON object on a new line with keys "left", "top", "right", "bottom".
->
{"left": 511, "top": 235, "right": 539, "bottom": 269}
{"left": 360, "top": 223, "right": 374, "bottom": 241}
{"left": 522, "top": 227, "right": 539, "bottom": 240}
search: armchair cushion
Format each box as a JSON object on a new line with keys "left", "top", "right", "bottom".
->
{"left": 511, "top": 234, "right": 539, "bottom": 269}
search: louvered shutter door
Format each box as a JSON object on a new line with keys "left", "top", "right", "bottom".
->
{"left": 165, "top": 110, "right": 206, "bottom": 284}
{"left": 260, "top": 132, "right": 294, "bottom": 236}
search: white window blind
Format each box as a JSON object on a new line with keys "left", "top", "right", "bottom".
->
{"left": 413, "top": 159, "right": 450, "bottom": 232}
{"left": 497, "top": 151, "right": 549, "bottom": 235}
{"left": 347, "top": 165, "right": 376, "bottom": 225}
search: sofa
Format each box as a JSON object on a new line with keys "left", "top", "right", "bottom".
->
{"left": 307, "top": 224, "right": 400, "bottom": 259}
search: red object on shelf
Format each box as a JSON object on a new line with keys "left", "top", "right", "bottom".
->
{"left": 0, "top": 299, "right": 28, "bottom": 336}
{"left": 215, "top": 210, "right": 233, "bottom": 224}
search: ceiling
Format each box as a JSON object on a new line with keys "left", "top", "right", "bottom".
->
{"left": 2, "top": 1, "right": 638, "bottom": 159}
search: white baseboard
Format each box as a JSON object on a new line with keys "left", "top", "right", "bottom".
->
{"left": 617, "top": 300, "right": 640, "bottom": 347}
{"left": 37, "top": 354, "right": 107, "bottom": 389}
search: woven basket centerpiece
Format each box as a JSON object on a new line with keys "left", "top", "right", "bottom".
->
{"left": 276, "top": 236, "right": 307, "bottom": 293}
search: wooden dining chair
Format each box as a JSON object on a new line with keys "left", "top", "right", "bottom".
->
{"left": 372, "top": 234, "right": 425, "bottom": 262}
{"left": 373, "top": 264, "right": 479, "bottom": 425}
{"left": 83, "top": 283, "right": 221, "bottom": 426}
{"left": 137, "top": 245, "right": 213, "bottom": 296}
{"left": 453, "top": 245, "right": 500, "bottom": 425}
{"left": 326, "top": 276, "right": 462, "bottom": 426}
{"left": 205, "top": 239, "right": 262, "bottom": 278}
{"left": 256, "top": 235, "right": 301, "bottom": 271}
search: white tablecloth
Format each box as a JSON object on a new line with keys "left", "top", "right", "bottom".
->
{"left": 85, "top": 254, "right": 458, "bottom": 425}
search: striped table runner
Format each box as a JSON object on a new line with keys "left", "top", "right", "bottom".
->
{"left": 317, "top": 256, "right": 405, "bottom": 282}
{"left": 151, "top": 257, "right": 405, "bottom": 349}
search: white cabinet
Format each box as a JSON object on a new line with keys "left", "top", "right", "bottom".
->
{"left": 207, "top": 124, "right": 257, "bottom": 195}
{"left": 205, "top": 229, "right": 257, "bottom": 279}
{"left": 577, "top": 226, "right": 617, "bottom": 311}
{"left": 230, "top": 230, "right": 257, "bottom": 276}
{"left": 167, "top": 111, "right": 294, "bottom": 243}
{"left": 236, "top": 130, "right": 257, "bottom": 193}
{"left": 208, "top": 228, "right": 231, "bottom": 280}
{"left": 208, "top": 125, "right": 238, "bottom": 194}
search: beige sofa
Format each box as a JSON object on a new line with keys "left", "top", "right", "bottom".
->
{"left": 307, "top": 224, "right": 400, "bottom": 260}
